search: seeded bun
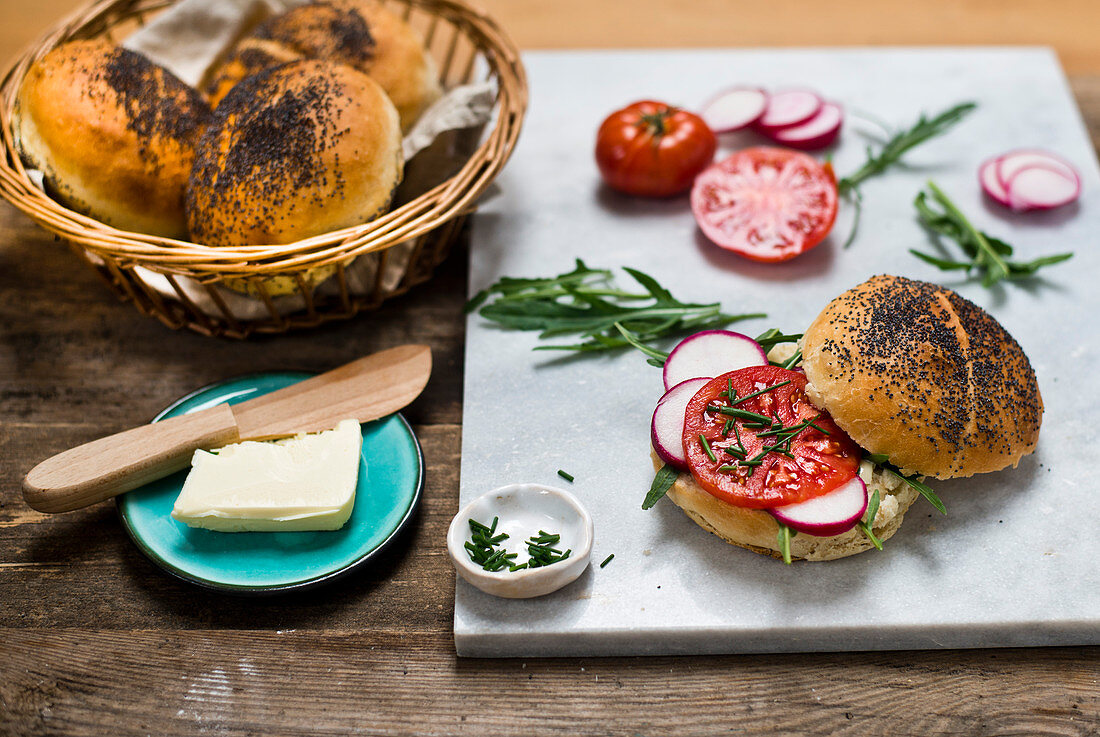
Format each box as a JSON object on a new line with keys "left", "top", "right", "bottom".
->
{"left": 186, "top": 59, "right": 402, "bottom": 256}
{"left": 13, "top": 40, "right": 210, "bottom": 239}
{"left": 205, "top": 0, "right": 441, "bottom": 130}
{"left": 653, "top": 451, "right": 918, "bottom": 562}
{"left": 801, "top": 274, "right": 1042, "bottom": 479}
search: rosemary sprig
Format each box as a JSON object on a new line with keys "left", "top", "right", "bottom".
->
{"left": 912, "top": 181, "right": 1073, "bottom": 287}
{"left": 467, "top": 259, "right": 765, "bottom": 364}
{"left": 643, "top": 463, "right": 679, "bottom": 510}
{"left": 837, "top": 101, "right": 977, "bottom": 248}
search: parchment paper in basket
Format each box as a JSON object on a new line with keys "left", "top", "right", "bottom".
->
{"left": 111, "top": 0, "right": 497, "bottom": 319}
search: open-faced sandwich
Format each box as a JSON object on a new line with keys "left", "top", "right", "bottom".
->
{"left": 646, "top": 274, "right": 1043, "bottom": 562}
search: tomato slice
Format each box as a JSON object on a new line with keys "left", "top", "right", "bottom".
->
{"left": 690, "top": 146, "right": 838, "bottom": 263}
{"left": 682, "top": 366, "right": 860, "bottom": 509}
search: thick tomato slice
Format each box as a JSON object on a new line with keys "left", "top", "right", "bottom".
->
{"left": 682, "top": 366, "right": 860, "bottom": 509}
{"left": 690, "top": 146, "right": 838, "bottom": 263}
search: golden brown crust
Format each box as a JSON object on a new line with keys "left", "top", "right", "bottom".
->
{"left": 802, "top": 275, "right": 1042, "bottom": 479}
{"left": 204, "top": 0, "right": 440, "bottom": 130}
{"left": 185, "top": 60, "right": 402, "bottom": 249}
{"left": 14, "top": 39, "right": 210, "bottom": 238}
{"left": 652, "top": 450, "right": 918, "bottom": 561}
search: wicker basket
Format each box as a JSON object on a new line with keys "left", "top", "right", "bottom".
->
{"left": 0, "top": 0, "right": 526, "bottom": 338}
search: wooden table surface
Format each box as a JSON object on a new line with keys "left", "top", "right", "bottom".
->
{"left": 2, "top": 1, "right": 1098, "bottom": 735}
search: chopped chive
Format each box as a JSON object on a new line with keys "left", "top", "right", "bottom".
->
{"left": 557, "top": 469, "right": 575, "bottom": 483}
{"left": 707, "top": 406, "right": 775, "bottom": 423}
{"left": 722, "top": 419, "right": 734, "bottom": 437}
{"left": 699, "top": 433, "right": 717, "bottom": 462}
{"left": 781, "top": 350, "right": 803, "bottom": 370}
{"left": 600, "top": 554, "right": 615, "bottom": 568}
{"left": 730, "top": 380, "right": 792, "bottom": 406}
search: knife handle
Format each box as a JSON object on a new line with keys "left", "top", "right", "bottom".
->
{"left": 23, "top": 404, "right": 240, "bottom": 513}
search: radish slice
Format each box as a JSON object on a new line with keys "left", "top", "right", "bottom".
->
{"left": 1005, "top": 163, "right": 1081, "bottom": 211}
{"left": 995, "top": 149, "right": 1078, "bottom": 192}
{"left": 768, "top": 101, "right": 843, "bottom": 150}
{"left": 700, "top": 87, "right": 769, "bottom": 133}
{"left": 662, "top": 330, "right": 768, "bottom": 390}
{"left": 754, "top": 89, "right": 824, "bottom": 132}
{"left": 651, "top": 378, "right": 710, "bottom": 469}
{"left": 768, "top": 475, "right": 868, "bottom": 537}
{"left": 979, "top": 156, "right": 1010, "bottom": 206}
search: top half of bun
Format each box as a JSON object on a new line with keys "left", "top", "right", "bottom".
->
{"left": 13, "top": 39, "right": 210, "bottom": 237}
{"left": 205, "top": 0, "right": 440, "bottom": 130}
{"left": 801, "top": 274, "right": 1042, "bottom": 479}
{"left": 186, "top": 59, "right": 402, "bottom": 247}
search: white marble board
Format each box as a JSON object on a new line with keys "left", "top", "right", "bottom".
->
{"left": 456, "top": 48, "right": 1100, "bottom": 657}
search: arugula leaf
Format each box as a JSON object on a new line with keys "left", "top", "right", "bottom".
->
{"left": 913, "top": 182, "right": 1073, "bottom": 287}
{"left": 776, "top": 522, "right": 796, "bottom": 565}
{"left": 857, "top": 489, "right": 883, "bottom": 550}
{"left": 642, "top": 464, "right": 679, "bottom": 510}
{"left": 838, "top": 102, "right": 977, "bottom": 248}
{"left": 471, "top": 261, "right": 765, "bottom": 360}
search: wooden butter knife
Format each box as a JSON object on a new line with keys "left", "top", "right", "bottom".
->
{"left": 23, "top": 344, "right": 432, "bottom": 514}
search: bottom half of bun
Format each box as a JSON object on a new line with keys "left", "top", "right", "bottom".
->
{"left": 651, "top": 450, "right": 919, "bottom": 561}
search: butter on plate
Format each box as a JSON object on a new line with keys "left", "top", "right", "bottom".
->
{"left": 171, "top": 419, "right": 363, "bottom": 532}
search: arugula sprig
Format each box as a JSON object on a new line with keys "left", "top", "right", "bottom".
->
{"left": 467, "top": 260, "right": 765, "bottom": 364}
{"left": 912, "top": 181, "right": 1073, "bottom": 287}
{"left": 865, "top": 452, "right": 946, "bottom": 515}
{"left": 838, "top": 102, "right": 978, "bottom": 248}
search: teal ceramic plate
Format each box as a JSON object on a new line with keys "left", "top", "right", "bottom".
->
{"left": 116, "top": 372, "right": 423, "bottom": 594}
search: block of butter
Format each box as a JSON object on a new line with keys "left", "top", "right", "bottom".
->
{"left": 171, "top": 419, "right": 363, "bottom": 532}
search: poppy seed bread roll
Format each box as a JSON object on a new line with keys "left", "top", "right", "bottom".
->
{"left": 185, "top": 59, "right": 402, "bottom": 251}
{"left": 801, "top": 275, "right": 1042, "bottom": 479}
{"left": 13, "top": 39, "right": 210, "bottom": 238}
{"left": 204, "top": 0, "right": 441, "bottom": 130}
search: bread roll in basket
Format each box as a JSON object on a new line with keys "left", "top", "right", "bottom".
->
{"left": 0, "top": 0, "right": 526, "bottom": 337}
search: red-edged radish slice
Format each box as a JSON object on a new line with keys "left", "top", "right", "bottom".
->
{"left": 995, "top": 149, "right": 1078, "bottom": 192}
{"left": 754, "top": 89, "right": 824, "bottom": 132}
{"left": 651, "top": 377, "right": 710, "bottom": 469}
{"left": 768, "top": 475, "right": 868, "bottom": 537}
{"left": 662, "top": 330, "right": 768, "bottom": 390}
{"left": 700, "top": 87, "right": 769, "bottom": 133}
{"left": 1005, "top": 163, "right": 1081, "bottom": 211}
{"left": 768, "top": 101, "right": 843, "bottom": 150}
{"left": 979, "top": 155, "right": 1011, "bottom": 206}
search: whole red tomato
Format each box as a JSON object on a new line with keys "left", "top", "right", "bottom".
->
{"left": 595, "top": 101, "right": 717, "bottom": 197}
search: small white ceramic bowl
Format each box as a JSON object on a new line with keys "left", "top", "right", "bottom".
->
{"left": 447, "top": 483, "right": 594, "bottom": 598}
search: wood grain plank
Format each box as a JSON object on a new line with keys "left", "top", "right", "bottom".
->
{"left": 4, "top": 0, "right": 1100, "bottom": 73}
{"left": 1, "top": 630, "right": 1097, "bottom": 737}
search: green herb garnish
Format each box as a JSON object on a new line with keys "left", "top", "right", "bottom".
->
{"left": 600, "top": 554, "right": 615, "bottom": 568}
{"left": 465, "top": 517, "right": 516, "bottom": 571}
{"left": 526, "top": 530, "right": 571, "bottom": 568}
{"left": 865, "top": 453, "right": 947, "bottom": 515}
{"left": 857, "top": 488, "right": 883, "bottom": 550}
{"left": 912, "top": 181, "right": 1073, "bottom": 287}
{"left": 643, "top": 463, "right": 679, "bottom": 510}
{"left": 557, "top": 469, "right": 575, "bottom": 483}
{"left": 776, "top": 521, "right": 796, "bottom": 565}
{"left": 838, "top": 101, "right": 977, "bottom": 248}
{"left": 698, "top": 434, "right": 717, "bottom": 462}
{"left": 467, "top": 259, "right": 765, "bottom": 365}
